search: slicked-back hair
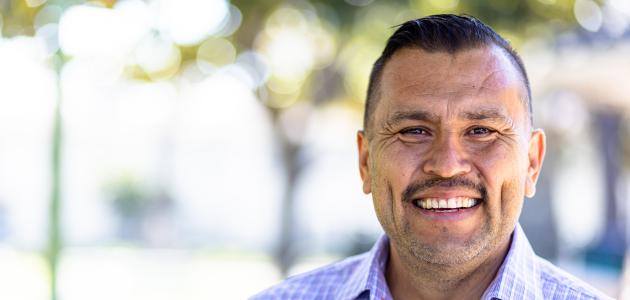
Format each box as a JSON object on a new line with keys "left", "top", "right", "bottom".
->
{"left": 363, "top": 14, "right": 532, "bottom": 135}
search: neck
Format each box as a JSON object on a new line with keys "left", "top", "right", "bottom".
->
{"left": 385, "top": 237, "right": 511, "bottom": 300}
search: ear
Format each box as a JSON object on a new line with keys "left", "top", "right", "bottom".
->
{"left": 357, "top": 130, "right": 371, "bottom": 194}
{"left": 524, "top": 129, "right": 546, "bottom": 198}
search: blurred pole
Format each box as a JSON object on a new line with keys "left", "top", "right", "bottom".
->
{"left": 275, "top": 126, "right": 300, "bottom": 277}
{"left": 586, "top": 110, "right": 626, "bottom": 270}
{"left": 47, "top": 51, "right": 64, "bottom": 300}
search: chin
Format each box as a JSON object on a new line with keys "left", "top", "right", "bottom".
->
{"left": 408, "top": 239, "right": 486, "bottom": 266}
{"left": 398, "top": 223, "right": 499, "bottom": 267}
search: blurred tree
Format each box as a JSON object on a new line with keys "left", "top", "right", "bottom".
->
{"left": 5, "top": 0, "right": 616, "bottom": 294}
{"left": 585, "top": 111, "right": 626, "bottom": 270}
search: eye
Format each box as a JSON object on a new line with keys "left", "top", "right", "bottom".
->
{"left": 398, "top": 127, "right": 432, "bottom": 143}
{"left": 401, "top": 127, "right": 430, "bottom": 136}
{"left": 467, "top": 127, "right": 494, "bottom": 136}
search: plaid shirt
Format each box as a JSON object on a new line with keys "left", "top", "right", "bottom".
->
{"left": 252, "top": 224, "right": 612, "bottom": 300}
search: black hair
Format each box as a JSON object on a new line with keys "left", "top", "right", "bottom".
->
{"left": 364, "top": 14, "right": 532, "bottom": 134}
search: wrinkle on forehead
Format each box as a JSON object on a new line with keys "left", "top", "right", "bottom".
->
{"left": 376, "top": 46, "right": 529, "bottom": 128}
{"left": 393, "top": 57, "right": 513, "bottom": 99}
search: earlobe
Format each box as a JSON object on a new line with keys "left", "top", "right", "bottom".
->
{"left": 525, "top": 178, "right": 536, "bottom": 198}
{"left": 525, "top": 129, "right": 546, "bottom": 198}
{"left": 357, "top": 131, "right": 371, "bottom": 194}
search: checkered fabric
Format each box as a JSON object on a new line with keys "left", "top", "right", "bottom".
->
{"left": 252, "top": 224, "right": 612, "bottom": 300}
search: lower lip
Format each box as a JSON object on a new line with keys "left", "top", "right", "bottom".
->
{"left": 410, "top": 202, "right": 481, "bottom": 221}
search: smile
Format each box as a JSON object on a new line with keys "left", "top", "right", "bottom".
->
{"left": 413, "top": 197, "right": 480, "bottom": 210}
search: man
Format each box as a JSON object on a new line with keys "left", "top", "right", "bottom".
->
{"left": 253, "top": 14, "right": 611, "bottom": 300}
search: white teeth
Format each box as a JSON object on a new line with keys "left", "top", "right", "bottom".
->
{"left": 439, "top": 199, "right": 447, "bottom": 208}
{"left": 447, "top": 198, "right": 456, "bottom": 208}
{"left": 416, "top": 197, "right": 479, "bottom": 210}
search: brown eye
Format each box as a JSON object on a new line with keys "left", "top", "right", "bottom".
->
{"left": 468, "top": 127, "right": 493, "bottom": 136}
{"left": 401, "top": 127, "right": 430, "bottom": 136}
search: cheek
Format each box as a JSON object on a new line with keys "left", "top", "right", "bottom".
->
{"left": 370, "top": 146, "right": 419, "bottom": 229}
{"left": 373, "top": 144, "right": 420, "bottom": 187}
{"left": 474, "top": 140, "right": 528, "bottom": 187}
{"left": 474, "top": 143, "right": 527, "bottom": 226}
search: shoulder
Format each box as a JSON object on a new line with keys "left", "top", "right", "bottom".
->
{"left": 250, "top": 252, "right": 369, "bottom": 300}
{"left": 536, "top": 257, "right": 614, "bottom": 300}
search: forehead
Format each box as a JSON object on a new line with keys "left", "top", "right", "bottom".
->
{"left": 376, "top": 46, "right": 527, "bottom": 124}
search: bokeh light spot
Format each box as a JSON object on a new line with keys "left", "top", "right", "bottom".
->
{"left": 574, "top": 0, "right": 603, "bottom": 32}
{"left": 236, "top": 51, "right": 270, "bottom": 89}
{"left": 134, "top": 34, "right": 181, "bottom": 81}
{"left": 155, "top": 0, "right": 229, "bottom": 45}
{"left": 265, "top": 7, "right": 309, "bottom": 35}
{"left": 196, "top": 38, "right": 236, "bottom": 71}
{"left": 215, "top": 4, "right": 243, "bottom": 37}
{"left": 268, "top": 30, "right": 313, "bottom": 79}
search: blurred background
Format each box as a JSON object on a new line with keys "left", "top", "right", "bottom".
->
{"left": 0, "top": 0, "right": 629, "bottom": 299}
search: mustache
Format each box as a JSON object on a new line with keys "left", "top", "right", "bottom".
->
{"left": 401, "top": 177, "right": 487, "bottom": 203}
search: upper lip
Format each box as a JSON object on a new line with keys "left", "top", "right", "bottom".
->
{"left": 414, "top": 189, "right": 481, "bottom": 200}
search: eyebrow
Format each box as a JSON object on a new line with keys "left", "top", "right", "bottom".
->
{"left": 460, "top": 108, "right": 513, "bottom": 125}
{"left": 386, "top": 110, "right": 440, "bottom": 126}
{"left": 385, "top": 107, "right": 513, "bottom": 126}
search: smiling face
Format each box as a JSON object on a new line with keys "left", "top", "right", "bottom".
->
{"left": 358, "top": 46, "right": 545, "bottom": 269}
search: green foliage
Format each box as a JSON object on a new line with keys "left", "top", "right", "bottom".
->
{"left": 105, "top": 175, "right": 153, "bottom": 218}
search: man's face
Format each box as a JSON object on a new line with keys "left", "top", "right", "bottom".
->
{"left": 357, "top": 46, "right": 545, "bottom": 267}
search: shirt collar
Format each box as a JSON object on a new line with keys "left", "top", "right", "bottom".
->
{"left": 482, "top": 224, "right": 544, "bottom": 300}
{"left": 339, "top": 224, "right": 543, "bottom": 300}
{"left": 338, "top": 234, "right": 393, "bottom": 300}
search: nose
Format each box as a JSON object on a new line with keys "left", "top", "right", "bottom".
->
{"left": 422, "top": 134, "right": 471, "bottom": 178}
